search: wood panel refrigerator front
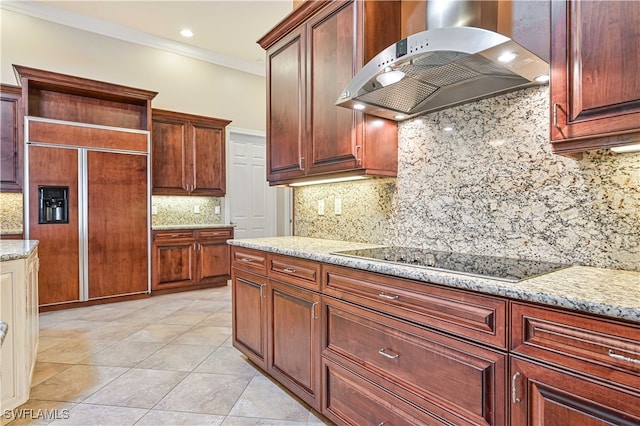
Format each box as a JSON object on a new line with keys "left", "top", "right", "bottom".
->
{"left": 27, "top": 120, "right": 149, "bottom": 306}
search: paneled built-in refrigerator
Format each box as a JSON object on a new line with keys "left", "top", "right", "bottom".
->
{"left": 25, "top": 117, "right": 150, "bottom": 306}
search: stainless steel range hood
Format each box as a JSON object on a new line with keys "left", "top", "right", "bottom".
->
{"left": 336, "top": 1, "right": 550, "bottom": 121}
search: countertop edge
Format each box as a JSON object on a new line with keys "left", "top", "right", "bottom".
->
{"left": 0, "top": 240, "right": 40, "bottom": 261}
{"left": 228, "top": 237, "right": 640, "bottom": 324}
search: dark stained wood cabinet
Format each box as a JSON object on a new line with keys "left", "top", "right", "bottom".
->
{"left": 267, "top": 275, "right": 322, "bottom": 410}
{"left": 1, "top": 85, "right": 23, "bottom": 192}
{"left": 510, "top": 302, "right": 640, "bottom": 425}
{"left": 152, "top": 227, "right": 233, "bottom": 293}
{"left": 232, "top": 248, "right": 269, "bottom": 370}
{"left": 259, "top": 0, "right": 400, "bottom": 185}
{"left": 152, "top": 109, "right": 231, "bottom": 196}
{"left": 550, "top": 0, "right": 640, "bottom": 154}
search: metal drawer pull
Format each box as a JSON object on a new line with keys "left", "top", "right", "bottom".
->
{"left": 378, "top": 348, "right": 399, "bottom": 359}
{"left": 283, "top": 267, "right": 297, "bottom": 273}
{"left": 378, "top": 423, "right": 385, "bottom": 426}
{"left": 608, "top": 349, "right": 640, "bottom": 364}
{"left": 511, "top": 372, "right": 521, "bottom": 404}
{"left": 378, "top": 292, "right": 399, "bottom": 300}
{"left": 240, "top": 258, "right": 253, "bottom": 262}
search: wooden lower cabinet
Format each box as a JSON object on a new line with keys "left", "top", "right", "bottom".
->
{"left": 268, "top": 279, "right": 322, "bottom": 410}
{"left": 152, "top": 228, "right": 232, "bottom": 292}
{"left": 510, "top": 357, "right": 640, "bottom": 425}
{"left": 232, "top": 268, "right": 268, "bottom": 370}
{"left": 322, "top": 297, "right": 506, "bottom": 425}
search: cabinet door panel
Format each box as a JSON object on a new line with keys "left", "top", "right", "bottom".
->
{"left": 191, "top": 123, "right": 225, "bottom": 196}
{"left": 28, "top": 146, "right": 80, "bottom": 305}
{"left": 153, "top": 240, "right": 195, "bottom": 290}
{"left": 88, "top": 150, "right": 148, "bottom": 298}
{"left": 197, "top": 240, "right": 230, "bottom": 284}
{"left": 268, "top": 279, "right": 321, "bottom": 410}
{"left": 510, "top": 358, "right": 640, "bottom": 425}
{"left": 232, "top": 269, "right": 268, "bottom": 369}
{"left": 151, "top": 118, "right": 188, "bottom": 194}
{"left": 308, "top": 1, "right": 360, "bottom": 174}
{"left": 266, "top": 28, "right": 306, "bottom": 182}
{"left": 1, "top": 86, "right": 22, "bottom": 192}
{"left": 550, "top": 0, "right": 640, "bottom": 150}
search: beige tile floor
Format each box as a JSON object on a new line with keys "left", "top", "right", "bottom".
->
{"left": 7, "top": 285, "right": 330, "bottom": 426}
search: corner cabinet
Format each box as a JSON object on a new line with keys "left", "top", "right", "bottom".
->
{"left": 151, "top": 109, "right": 231, "bottom": 196}
{"left": 550, "top": 0, "right": 640, "bottom": 154}
{"left": 258, "top": 0, "right": 400, "bottom": 185}
{"left": 1, "top": 84, "right": 23, "bottom": 192}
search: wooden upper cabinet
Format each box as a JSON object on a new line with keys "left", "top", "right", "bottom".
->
{"left": 259, "top": 0, "right": 400, "bottom": 185}
{"left": 1, "top": 85, "right": 23, "bottom": 192}
{"left": 151, "top": 109, "right": 231, "bottom": 196}
{"left": 550, "top": 0, "right": 640, "bottom": 154}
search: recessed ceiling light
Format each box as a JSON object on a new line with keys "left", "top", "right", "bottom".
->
{"left": 180, "top": 28, "right": 194, "bottom": 38}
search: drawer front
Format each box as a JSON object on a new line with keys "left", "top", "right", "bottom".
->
{"left": 511, "top": 303, "right": 640, "bottom": 390}
{"left": 197, "top": 228, "right": 233, "bottom": 240}
{"left": 323, "top": 264, "right": 507, "bottom": 348}
{"left": 153, "top": 230, "right": 195, "bottom": 243}
{"left": 322, "top": 358, "right": 446, "bottom": 426}
{"left": 231, "top": 247, "right": 267, "bottom": 275}
{"left": 268, "top": 254, "right": 320, "bottom": 291}
{"left": 324, "top": 298, "right": 506, "bottom": 426}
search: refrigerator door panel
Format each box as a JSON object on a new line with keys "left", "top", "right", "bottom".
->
{"left": 87, "top": 150, "right": 149, "bottom": 299}
{"left": 27, "top": 145, "right": 81, "bottom": 305}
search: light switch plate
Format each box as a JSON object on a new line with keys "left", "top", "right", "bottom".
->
{"left": 318, "top": 199, "right": 325, "bottom": 216}
{"left": 334, "top": 198, "right": 342, "bottom": 215}
{"left": 214, "top": 206, "right": 221, "bottom": 214}
{"left": 194, "top": 205, "right": 200, "bottom": 214}
{"left": 151, "top": 206, "right": 158, "bottom": 215}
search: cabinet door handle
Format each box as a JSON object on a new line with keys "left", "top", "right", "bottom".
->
{"left": 378, "top": 292, "right": 399, "bottom": 300}
{"left": 283, "top": 267, "right": 297, "bottom": 273}
{"left": 553, "top": 103, "right": 563, "bottom": 129}
{"left": 311, "top": 302, "right": 319, "bottom": 320}
{"left": 355, "top": 145, "right": 362, "bottom": 163}
{"left": 511, "top": 372, "right": 521, "bottom": 404}
{"left": 259, "top": 284, "right": 266, "bottom": 299}
{"left": 608, "top": 349, "right": 640, "bottom": 365}
{"left": 378, "top": 348, "right": 399, "bottom": 359}
{"left": 299, "top": 157, "right": 305, "bottom": 171}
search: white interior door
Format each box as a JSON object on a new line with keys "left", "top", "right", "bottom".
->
{"left": 227, "top": 130, "right": 283, "bottom": 239}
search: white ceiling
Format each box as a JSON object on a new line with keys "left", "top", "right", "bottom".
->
{"left": 1, "top": 0, "right": 294, "bottom": 76}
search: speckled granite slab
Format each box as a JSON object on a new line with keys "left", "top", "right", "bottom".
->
{"left": 153, "top": 224, "right": 234, "bottom": 230}
{"left": 0, "top": 240, "right": 39, "bottom": 261}
{"left": 228, "top": 237, "right": 640, "bottom": 323}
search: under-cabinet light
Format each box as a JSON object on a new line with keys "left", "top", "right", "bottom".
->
{"left": 497, "top": 52, "right": 518, "bottom": 63}
{"left": 288, "top": 176, "right": 368, "bottom": 187}
{"left": 534, "top": 74, "right": 550, "bottom": 83}
{"left": 610, "top": 144, "right": 640, "bottom": 154}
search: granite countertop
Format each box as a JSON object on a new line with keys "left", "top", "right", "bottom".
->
{"left": 228, "top": 236, "right": 640, "bottom": 323}
{"left": 0, "top": 321, "right": 7, "bottom": 346}
{"left": 0, "top": 240, "right": 39, "bottom": 261}
{"left": 153, "top": 224, "right": 235, "bottom": 230}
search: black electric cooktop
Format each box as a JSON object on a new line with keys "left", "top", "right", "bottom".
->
{"left": 331, "top": 247, "right": 570, "bottom": 282}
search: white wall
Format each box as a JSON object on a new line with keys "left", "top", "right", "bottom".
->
{"left": 0, "top": 9, "right": 266, "bottom": 131}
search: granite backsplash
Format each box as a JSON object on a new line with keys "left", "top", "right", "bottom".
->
{"left": 0, "top": 193, "right": 23, "bottom": 234}
{"left": 294, "top": 86, "right": 640, "bottom": 271}
{"left": 151, "top": 196, "right": 223, "bottom": 227}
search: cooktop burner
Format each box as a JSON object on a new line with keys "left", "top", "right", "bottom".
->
{"left": 331, "top": 247, "right": 570, "bottom": 282}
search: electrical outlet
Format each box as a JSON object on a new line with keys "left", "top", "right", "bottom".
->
{"left": 317, "top": 199, "right": 325, "bottom": 216}
{"left": 334, "top": 198, "right": 342, "bottom": 215}
{"left": 214, "top": 206, "right": 221, "bottom": 214}
{"left": 151, "top": 206, "right": 158, "bottom": 215}
{"left": 194, "top": 205, "right": 200, "bottom": 214}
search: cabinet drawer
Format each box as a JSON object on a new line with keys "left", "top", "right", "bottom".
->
{"left": 511, "top": 303, "right": 640, "bottom": 391}
{"left": 197, "top": 228, "right": 233, "bottom": 240}
{"left": 323, "top": 297, "right": 506, "bottom": 426}
{"left": 322, "top": 264, "right": 507, "bottom": 348}
{"left": 231, "top": 247, "right": 267, "bottom": 274}
{"left": 322, "top": 358, "right": 443, "bottom": 426}
{"left": 268, "top": 254, "right": 320, "bottom": 291}
{"left": 153, "top": 230, "right": 195, "bottom": 242}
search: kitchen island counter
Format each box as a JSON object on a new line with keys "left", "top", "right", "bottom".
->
{"left": 228, "top": 236, "right": 640, "bottom": 323}
{"left": 0, "top": 240, "right": 39, "bottom": 261}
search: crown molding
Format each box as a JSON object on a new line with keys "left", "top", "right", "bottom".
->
{"left": 1, "top": 1, "right": 265, "bottom": 76}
